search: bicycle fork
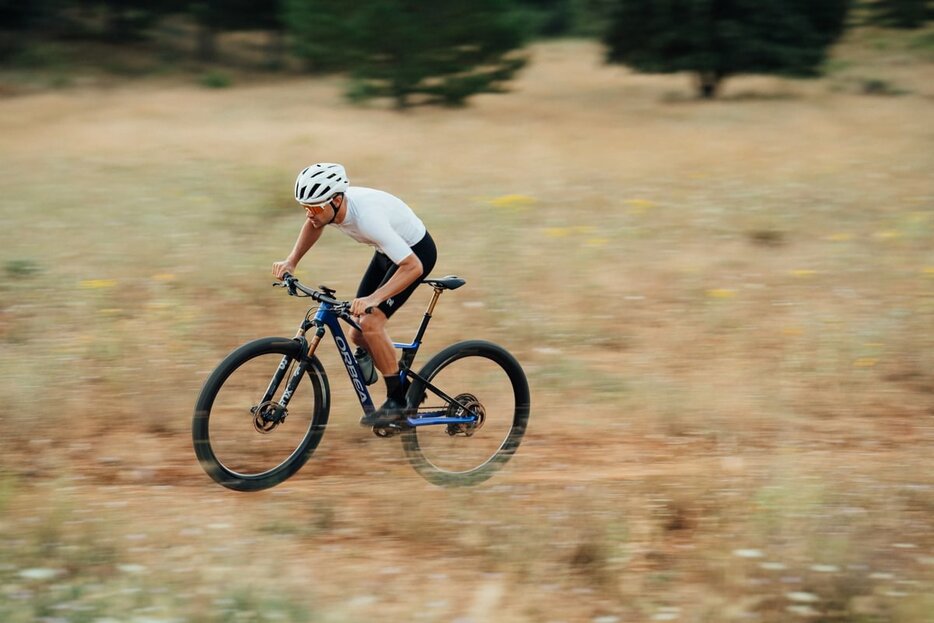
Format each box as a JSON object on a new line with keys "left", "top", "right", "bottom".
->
{"left": 254, "top": 325, "right": 324, "bottom": 429}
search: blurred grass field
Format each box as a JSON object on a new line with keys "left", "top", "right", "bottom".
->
{"left": 1, "top": 29, "right": 933, "bottom": 623}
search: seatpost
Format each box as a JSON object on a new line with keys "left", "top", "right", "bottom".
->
{"left": 414, "top": 287, "right": 443, "bottom": 344}
{"left": 426, "top": 287, "right": 443, "bottom": 316}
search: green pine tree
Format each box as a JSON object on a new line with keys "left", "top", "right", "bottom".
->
{"left": 282, "top": 0, "right": 350, "bottom": 72}
{"left": 189, "top": 1, "right": 283, "bottom": 62}
{"left": 603, "top": 0, "right": 851, "bottom": 98}
{"left": 868, "top": 0, "right": 931, "bottom": 29}
{"left": 285, "top": 0, "right": 527, "bottom": 108}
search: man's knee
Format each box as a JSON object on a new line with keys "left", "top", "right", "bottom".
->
{"left": 359, "top": 311, "right": 387, "bottom": 336}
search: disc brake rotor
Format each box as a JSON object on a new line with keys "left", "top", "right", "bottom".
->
{"left": 251, "top": 401, "right": 287, "bottom": 434}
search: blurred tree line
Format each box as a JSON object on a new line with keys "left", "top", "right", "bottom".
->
{"left": 0, "top": 0, "right": 930, "bottom": 104}
{"left": 604, "top": 0, "right": 853, "bottom": 99}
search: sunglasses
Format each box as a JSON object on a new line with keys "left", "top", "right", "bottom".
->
{"left": 301, "top": 202, "right": 328, "bottom": 214}
{"left": 300, "top": 194, "right": 342, "bottom": 214}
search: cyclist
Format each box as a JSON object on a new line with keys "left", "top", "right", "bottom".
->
{"left": 272, "top": 163, "right": 437, "bottom": 427}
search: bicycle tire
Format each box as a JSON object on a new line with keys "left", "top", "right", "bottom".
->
{"left": 402, "top": 340, "right": 530, "bottom": 487}
{"left": 193, "top": 337, "right": 330, "bottom": 492}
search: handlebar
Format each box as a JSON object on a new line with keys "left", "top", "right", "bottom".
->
{"left": 275, "top": 273, "right": 373, "bottom": 315}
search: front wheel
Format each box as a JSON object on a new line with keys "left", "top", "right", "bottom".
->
{"left": 403, "top": 340, "right": 530, "bottom": 487}
{"left": 193, "top": 337, "right": 330, "bottom": 492}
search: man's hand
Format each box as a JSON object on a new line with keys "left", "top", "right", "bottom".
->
{"left": 272, "top": 260, "right": 295, "bottom": 280}
{"left": 351, "top": 295, "right": 381, "bottom": 317}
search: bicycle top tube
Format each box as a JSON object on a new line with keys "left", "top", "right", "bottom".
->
{"left": 277, "top": 273, "right": 427, "bottom": 350}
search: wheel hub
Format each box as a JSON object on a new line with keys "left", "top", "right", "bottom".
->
{"left": 251, "top": 401, "right": 287, "bottom": 433}
{"left": 446, "top": 393, "right": 484, "bottom": 436}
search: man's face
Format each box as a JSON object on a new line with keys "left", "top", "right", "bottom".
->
{"left": 302, "top": 202, "right": 329, "bottom": 228}
{"left": 301, "top": 194, "right": 342, "bottom": 228}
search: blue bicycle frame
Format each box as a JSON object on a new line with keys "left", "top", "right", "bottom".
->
{"left": 291, "top": 292, "right": 477, "bottom": 428}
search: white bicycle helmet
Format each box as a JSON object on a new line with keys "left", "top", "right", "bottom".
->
{"left": 294, "top": 163, "right": 349, "bottom": 205}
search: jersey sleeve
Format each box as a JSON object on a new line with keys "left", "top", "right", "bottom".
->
{"left": 381, "top": 232, "right": 414, "bottom": 265}
{"left": 364, "top": 218, "right": 413, "bottom": 265}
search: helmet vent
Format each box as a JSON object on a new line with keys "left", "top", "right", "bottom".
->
{"left": 294, "top": 163, "right": 349, "bottom": 204}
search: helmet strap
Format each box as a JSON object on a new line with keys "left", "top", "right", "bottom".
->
{"left": 325, "top": 194, "right": 342, "bottom": 225}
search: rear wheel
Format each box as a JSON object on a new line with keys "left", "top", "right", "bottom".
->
{"left": 403, "top": 340, "right": 530, "bottom": 487}
{"left": 192, "top": 337, "right": 330, "bottom": 491}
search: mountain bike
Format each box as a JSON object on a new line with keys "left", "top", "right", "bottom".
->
{"left": 192, "top": 273, "right": 530, "bottom": 491}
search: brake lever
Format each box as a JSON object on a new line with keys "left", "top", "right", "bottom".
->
{"left": 273, "top": 280, "right": 298, "bottom": 296}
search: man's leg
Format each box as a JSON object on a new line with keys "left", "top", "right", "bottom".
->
{"left": 351, "top": 251, "right": 391, "bottom": 386}
{"left": 347, "top": 326, "right": 370, "bottom": 351}
{"left": 357, "top": 236, "right": 436, "bottom": 426}
{"left": 358, "top": 312, "right": 395, "bottom": 374}
{"left": 357, "top": 310, "right": 409, "bottom": 426}
{"left": 359, "top": 310, "right": 402, "bottom": 383}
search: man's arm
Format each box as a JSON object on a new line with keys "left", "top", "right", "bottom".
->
{"left": 272, "top": 218, "right": 325, "bottom": 279}
{"left": 350, "top": 253, "right": 423, "bottom": 316}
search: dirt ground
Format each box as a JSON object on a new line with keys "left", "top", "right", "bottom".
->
{"left": 1, "top": 34, "right": 933, "bottom": 622}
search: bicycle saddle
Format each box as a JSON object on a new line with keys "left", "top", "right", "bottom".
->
{"left": 422, "top": 275, "right": 466, "bottom": 290}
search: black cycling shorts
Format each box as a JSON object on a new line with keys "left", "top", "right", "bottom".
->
{"left": 356, "top": 231, "right": 437, "bottom": 318}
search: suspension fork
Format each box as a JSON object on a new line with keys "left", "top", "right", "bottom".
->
{"left": 260, "top": 321, "right": 325, "bottom": 410}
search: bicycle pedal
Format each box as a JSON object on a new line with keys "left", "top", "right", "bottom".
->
{"left": 372, "top": 424, "right": 404, "bottom": 438}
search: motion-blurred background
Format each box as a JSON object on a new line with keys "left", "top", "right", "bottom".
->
{"left": 1, "top": 1, "right": 932, "bottom": 621}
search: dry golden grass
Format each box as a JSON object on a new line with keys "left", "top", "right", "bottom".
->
{"left": 1, "top": 32, "right": 932, "bottom": 622}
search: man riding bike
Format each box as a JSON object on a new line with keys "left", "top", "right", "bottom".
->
{"left": 272, "top": 163, "right": 437, "bottom": 427}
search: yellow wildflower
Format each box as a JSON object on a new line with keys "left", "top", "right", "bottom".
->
{"left": 489, "top": 194, "right": 535, "bottom": 210}
{"left": 544, "top": 227, "right": 571, "bottom": 238}
{"left": 80, "top": 279, "right": 117, "bottom": 290}
{"left": 874, "top": 230, "right": 901, "bottom": 240}
{"left": 707, "top": 289, "right": 736, "bottom": 299}
{"left": 625, "top": 198, "right": 656, "bottom": 215}
{"left": 854, "top": 358, "right": 878, "bottom": 368}
{"left": 152, "top": 273, "right": 176, "bottom": 282}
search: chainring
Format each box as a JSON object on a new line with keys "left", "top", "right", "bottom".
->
{"left": 446, "top": 393, "right": 485, "bottom": 437}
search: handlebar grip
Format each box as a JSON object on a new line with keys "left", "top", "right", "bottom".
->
{"left": 364, "top": 306, "right": 374, "bottom": 314}
{"left": 278, "top": 272, "right": 297, "bottom": 295}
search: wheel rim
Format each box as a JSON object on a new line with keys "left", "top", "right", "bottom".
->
{"left": 410, "top": 353, "right": 520, "bottom": 476}
{"left": 206, "top": 351, "right": 319, "bottom": 479}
